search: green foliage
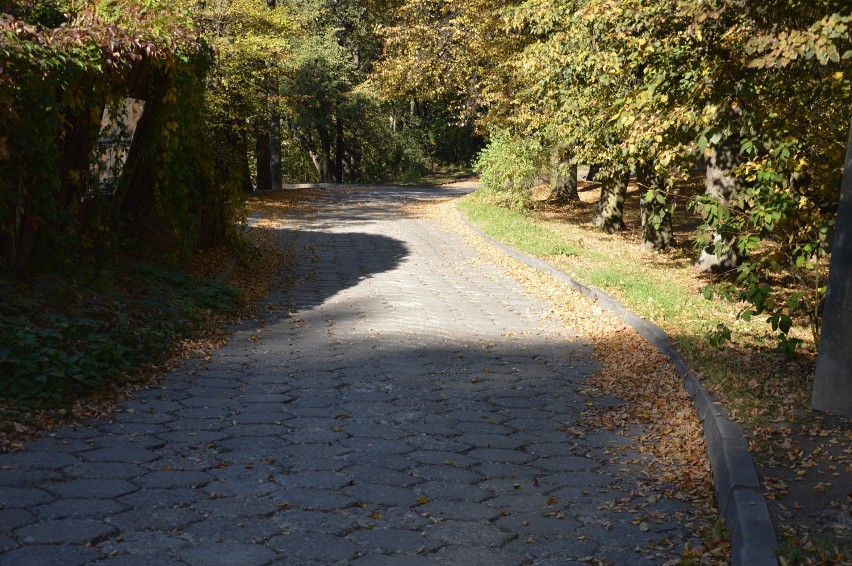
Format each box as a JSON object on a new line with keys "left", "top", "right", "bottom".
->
{"left": 0, "top": 1, "right": 234, "bottom": 272}
{"left": 473, "top": 129, "right": 547, "bottom": 209}
{"left": 0, "top": 262, "right": 239, "bottom": 406}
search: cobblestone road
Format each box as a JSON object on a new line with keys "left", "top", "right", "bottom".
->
{"left": 0, "top": 186, "right": 698, "bottom": 565}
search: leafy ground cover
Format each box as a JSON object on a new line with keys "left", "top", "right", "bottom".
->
{"left": 0, "top": 190, "right": 309, "bottom": 452}
{"left": 458, "top": 179, "right": 850, "bottom": 564}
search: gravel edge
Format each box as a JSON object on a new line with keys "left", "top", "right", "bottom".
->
{"left": 459, "top": 210, "right": 780, "bottom": 566}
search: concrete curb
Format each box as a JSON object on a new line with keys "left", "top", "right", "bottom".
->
{"left": 459, "top": 211, "right": 779, "bottom": 566}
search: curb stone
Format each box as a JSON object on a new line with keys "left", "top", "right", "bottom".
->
{"left": 459, "top": 209, "right": 780, "bottom": 566}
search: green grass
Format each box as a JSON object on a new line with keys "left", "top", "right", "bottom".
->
{"left": 460, "top": 200, "right": 584, "bottom": 259}
{"left": 458, "top": 194, "right": 823, "bottom": 428}
{"left": 459, "top": 198, "right": 721, "bottom": 330}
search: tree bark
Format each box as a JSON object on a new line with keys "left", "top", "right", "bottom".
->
{"left": 255, "top": 120, "right": 272, "bottom": 191}
{"left": 269, "top": 111, "right": 282, "bottom": 191}
{"left": 593, "top": 167, "right": 629, "bottom": 233}
{"left": 636, "top": 161, "right": 675, "bottom": 251}
{"left": 584, "top": 163, "right": 601, "bottom": 181}
{"left": 812, "top": 119, "right": 852, "bottom": 417}
{"left": 237, "top": 129, "right": 254, "bottom": 193}
{"left": 117, "top": 77, "right": 179, "bottom": 251}
{"left": 548, "top": 147, "right": 579, "bottom": 204}
{"left": 696, "top": 136, "right": 744, "bottom": 272}
{"left": 318, "top": 127, "right": 333, "bottom": 183}
{"left": 334, "top": 117, "right": 344, "bottom": 184}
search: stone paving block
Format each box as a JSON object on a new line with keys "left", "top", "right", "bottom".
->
{"left": 457, "top": 433, "right": 524, "bottom": 450}
{"left": 413, "top": 481, "right": 494, "bottom": 503}
{"left": 48, "top": 478, "right": 137, "bottom": 499}
{"left": 537, "top": 471, "right": 614, "bottom": 489}
{"left": 272, "top": 509, "right": 359, "bottom": 535}
{"left": 134, "top": 470, "right": 212, "bottom": 489}
{"left": 119, "top": 487, "right": 206, "bottom": 508}
{"left": 402, "top": 435, "right": 472, "bottom": 453}
{"left": 0, "top": 535, "right": 17, "bottom": 552}
{"left": 409, "top": 465, "right": 482, "bottom": 484}
{"left": 533, "top": 455, "right": 599, "bottom": 472}
{"left": 181, "top": 516, "right": 280, "bottom": 543}
{"left": 424, "top": 520, "right": 513, "bottom": 546}
{"left": 0, "top": 545, "right": 103, "bottom": 566}
{"left": 23, "top": 438, "right": 92, "bottom": 454}
{"left": 432, "top": 544, "right": 523, "bottom": 566}
{"left": 91, "top": 554, "right": 187, "bottom": 566}
{"left": 346, "top": 527, "right": 441, "bottom": 555}
{"left": 177, "top": 541, "right": 277, "bottom": 566}
{"left": 97, "top": 528, "right": 192, "bottom": 556}
{"left": 0, "top": 487, "right": 54, "bottom": 508}
{"left": 342, "top": 466, "right": 419, "bottom": 488}
{"left": 0, "top": 509, "right": 35, "bottom": 531}
{"left": 60, "top": 461, "right": 143, "bottom": 480}
{"left": 33, "top": 498, "right": 126, "bottom": 520}
{"left": 81, "top": 447, "right": 160, "bottom": 464}
{"left": 106, "top": 507, "right": 202, "bottom": 532}
{"left": 0, "top": 469, "right": 63, "bottom": 487}
{"left": 419, "top": 500, "right": 501, "bottom": 522}
{"left": 341, "top": 452, "right": 412, "bottom": 473}
{"left": 0, "top": 451, "right": 78, "bottom": 470}
{"left": 406, "top": 451, "right": 477, "bottom": 467}
{"left": 267, "top": 531, "right": 359, "bottom": 562}
{"left": 496, "top": 511, "right": 580, "bottom": 536}
{"left": 15, "top": 518, "right": 115, "bottom": 544}
{"left": 344, "top": 483, "right": 419, "bottom": 507}
{"left": 352, "top": 555, "right": 438, "bottom": 565}
{"left": 270, "top": 487, "right": 355, "bottom": 511}
{"left": 157, "top": 430, "right": 230, "bottom": 444}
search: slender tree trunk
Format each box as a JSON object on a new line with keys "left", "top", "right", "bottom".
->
{"left": 696, "top": 136, "right": 744, "bottom": 272}
{"left": 237, "top": 129, "right": 253, "bottom": 193}
{"left": 636, "top": 161, "right": 675, "bottom": 250}
{"left": 548, "top": 147, "right": 579, "bottom": 204}
{"left": 334, "top": 118, "right": 344, "bottom": 184}
{"left": 593, "top": 167, "right": 629, "bottom": 233}
{"left": 269, "top": 111, "right": 281, "bottom": 190}
{"left": 812, "top": 119, "right": 852, "bottom": 417}
{"left": 255, "top": 122, "right": 272, "bottom": 191}
{"left": 317, "top": 127, "right": 333, "bottom": 183}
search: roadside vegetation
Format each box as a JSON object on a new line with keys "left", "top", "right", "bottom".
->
{"left": 460, "top": 178, "right": 850, "bottom": 563}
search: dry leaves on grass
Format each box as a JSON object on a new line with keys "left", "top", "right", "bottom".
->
{"left": 453, "top": 179, "right": 851, "bottom": 563}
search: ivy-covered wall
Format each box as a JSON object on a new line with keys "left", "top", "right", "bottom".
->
{"left": 0, "top": 1, "right": 241, "bottom": 272}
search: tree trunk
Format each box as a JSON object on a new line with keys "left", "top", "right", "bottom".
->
{"left": 593, "top": 167, "right": 629, "bottom": 233}
{"left": 584, "top": 163, "right": 601, "bottom": 181}
{"left": 696, "top": 136, "right": 744, "bottom": 272}
{"left": 255, "top": 120, "right": 272, "bottom": 191}
{"left": 269, "top": 111, "right": 281, "bottom": 191}
{"left": 636, "top": 161, "right": 675, "bottom": 251}
{"left": 548, "top": 147, "right": 579, "bottom": 204}
{"left": 812, "top": 119, "right": 852, "bottom": 417}
{"left": 117, "top": 77, "right": 179, "bottom": 251}
{"left": 237, "top": 129, "right": 254, "bottom": 193}
{"left": 318, "top": 128, "right": 333, "bottom": 183}
{"left": 334, "top": 118, "right": 344, "bottom": 184}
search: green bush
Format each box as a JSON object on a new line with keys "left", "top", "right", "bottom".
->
{"left": 473, "top": 129, "right": 546, "bottom": 209}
